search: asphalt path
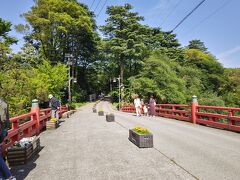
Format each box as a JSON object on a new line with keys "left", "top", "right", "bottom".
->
{"left": 11, "top": 101, "right": 240, "bottom": 180}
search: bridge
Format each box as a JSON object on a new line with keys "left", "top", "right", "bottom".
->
{"left": 6, "top": 101, "right": 240, "bottom": 180}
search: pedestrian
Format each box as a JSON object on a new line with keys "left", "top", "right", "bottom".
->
{"left": 140, "top": 99, "right": 144, "bottom": 115}
{"left": 143, "top": 103, "right": 148, "bottom": 116}
{"left": 134, "top": 95, "right": 141, "bottom": 117}
{"left": 48, "top": 94, "right": 60, "bottom": 120}
{"left": 149, "top": 95, "right": 156, "bottom": 117}
{"left": 0, "top": 98, "right": 16, "bottom": 180}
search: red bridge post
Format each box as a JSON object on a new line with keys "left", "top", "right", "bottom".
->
{"left": 191, "top": 95, "right": 198, "bottom": 124}
{"left": 31, "top": 99, "right": 40, "bottom": 134}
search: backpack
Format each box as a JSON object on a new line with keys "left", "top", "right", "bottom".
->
{"left": 0, "top": 98, "right": 10, "bottom": 143}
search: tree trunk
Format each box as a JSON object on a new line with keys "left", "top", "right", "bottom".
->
{"left": 120, "top": 62, "right": 124, "bottom": 104}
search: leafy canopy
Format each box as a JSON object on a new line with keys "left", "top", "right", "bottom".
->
{"left": 100, "top": 3, "right": 147, "bottom": 81}
{"left": 24, "top": 0, "right": 94, "bottom": 62}
{"left": 129, "top": 51, "right": 186, "bottom": 103}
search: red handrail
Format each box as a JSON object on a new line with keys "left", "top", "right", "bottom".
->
{"left": 2, "top": 106, "right": 68, "bottom": 150}
{"left": 156, "top": 104, "right": 191, "bottom": 122}
{"left": 196, "top": 105, "right": 240, "bottom": 132}
{"left": 121, "top": 103, "right": 240, "bottom": 133}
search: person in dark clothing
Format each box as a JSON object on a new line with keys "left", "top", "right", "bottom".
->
{"left": 48, "top": 94, "right": 60, "bottom": 120}
{"left": 148, "top": 95, "right": 156, "bottom": 117}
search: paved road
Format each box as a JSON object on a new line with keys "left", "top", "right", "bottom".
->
{"left": 11, "top": 101, "right": 240, "bottom": 180}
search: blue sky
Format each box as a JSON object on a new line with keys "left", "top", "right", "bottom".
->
{"left": 0, "top": 0, "right": 239, "bottom": 68}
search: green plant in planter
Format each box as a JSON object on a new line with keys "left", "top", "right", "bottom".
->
{"left": 129, "top": 126, "right": 153, "bottom": 148}
{"left": 133, "top": 126, "right": 151, "bottom": 135}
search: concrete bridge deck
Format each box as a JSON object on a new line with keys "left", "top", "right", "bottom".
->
{"left": 11, "top": 101, "right": 240, "bottom": 180}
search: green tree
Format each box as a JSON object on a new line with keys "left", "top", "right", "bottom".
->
{"left": 184, "top": 49, "right": 224, "bottom": 93}
{"left": 24, "top": 0, "right": 94, "bottom": 63}
{"left": 24, "top": 0, "right": 99, "bottom": 101}
{"left": 177, "top": 66, "right": 202, "bottom": 99}
{"left": 129, "top": 51, "right": 186, "bottom": 103}
{"left": 222, "top": 68, "right": 240, "bottom": 107}
{"left": 187, "top": 39, "right": 208, "bottom": 53}
{"left": 144, "top": 27, "right": 183, "bottom": 61}
{"left": 11, "top": 43, "right": 41, "bottom": 68}
{"left": 31, "top": 60, "right": 68, "bottom": 100}
{"left": 0, "top": 18, "right": 17, "bottom": 70}
{"left": 0, "top": 59, "right": 67, "bottom": 116}
{"left": 100, "top": 3, "right": 148, "bottom": 83}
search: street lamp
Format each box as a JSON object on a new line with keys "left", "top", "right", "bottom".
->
{"left": 65, "top": 53, "right": 76, "bottom": 103}
{"left": 113, "top": 75, "right": 121, "bottom": 110}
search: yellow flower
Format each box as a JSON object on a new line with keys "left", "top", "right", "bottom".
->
{"left": 50, "top": 118, "right": 58, "bottom": 122}
{"left": 133, "top": 126, "right": 150, "bottom": 134}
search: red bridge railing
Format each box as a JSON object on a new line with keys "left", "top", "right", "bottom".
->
{"left": 121, "top": 103, "right": 240, "bottom": 133}
{"left": 3, "top": 106, "right": 68, "bottom": 150}
{"left": 196, "top": 106, "right": 240, "bottom": 132}
{"left": 155, "top": 104, "right": 191, "bottom": 122}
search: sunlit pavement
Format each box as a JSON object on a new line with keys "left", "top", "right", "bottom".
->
{"left": 11, "top": 101, "right": 240, "bottom": 180}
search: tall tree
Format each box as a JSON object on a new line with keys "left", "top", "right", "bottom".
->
{"left": 143, "top": 27, "right": 183, "bottom": 61}
{"left": 187, "top": 39, "right": 208, "bottom": 53}
{"left": 24, "top": 0, "right": 99, "bottom": 100}
{"left": 100, "top": 4, "right": 147, "bottom": 84}
{"left": 0, "top": 18, "right": 17, "bottom": 70}
{"left": 184, "top": 49, "right": 224, "bottom": 93}
{"left": 24, "top": 0, "right": 95, "bottom": 63}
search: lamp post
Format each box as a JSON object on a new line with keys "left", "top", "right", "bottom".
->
{"left": 113, "top": 75, "right": 121, "bottom": 110}
{"left": 65, "top": 53, "right": 76, "bottom": 103}
{"left": 109, "top": 77, "right": 112, "bottom": 91}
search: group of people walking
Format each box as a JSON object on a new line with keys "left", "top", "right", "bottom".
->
{"left": 134, "top": 95, "right": 156, "bottom": 117}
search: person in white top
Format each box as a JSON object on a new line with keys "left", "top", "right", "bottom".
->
{"left": 134, "top": 95, "right": 141, "bottom": 117}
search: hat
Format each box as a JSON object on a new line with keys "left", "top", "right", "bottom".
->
{"left": 48, "top": 94, "right": 53, "bottom": 99}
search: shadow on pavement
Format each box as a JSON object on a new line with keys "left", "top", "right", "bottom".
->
{"left": 58, "top": 119, "right": 65, "bottom": 124}
{"left": 10, "top": 146, "right": 44, "bottom": 179}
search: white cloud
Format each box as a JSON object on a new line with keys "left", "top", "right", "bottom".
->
{"left": 217, "top": 46, "right": 240, "bottom": 68}
{"left": 217, "top": 46, "right": 240, "bottom": 59}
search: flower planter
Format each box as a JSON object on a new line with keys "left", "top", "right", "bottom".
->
{"left": 46, "top": 120, "right": 58, "bottom": 130}
{"left": 93, "top": 108, "right": 97, "bottom": 113}
{"left": 106, "top": 114, "right": 115, "bottom": 122}
{"left": 129, "top": 129, "right": 153, "bottom": 148}
{"left": 7, "top": 137, "right": 40, "bottom": 166}
{"left": 98, "top": 111, "right": 104, "bottom": 116}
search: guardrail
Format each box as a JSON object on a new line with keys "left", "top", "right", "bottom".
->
{"left": 121, "top": 102, "right": 240, "bottom": 133}
{"left": 3, "top": 105, "right": 68, "bottom": 150}
{"left": 155, "top": 104, "right": 191, "bottom": 122}
{"left": 196, "top": 106, "right": 240, "bottom": 132}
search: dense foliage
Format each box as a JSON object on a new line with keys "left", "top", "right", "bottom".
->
{"left": 0, "top": 2, "right": 239, "bottom": 116}
{"left": 0, "top": 18, "right": 68, "bottom": 116}
{"left": 100, "top": 3, "right": 147, "bottom": 84}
